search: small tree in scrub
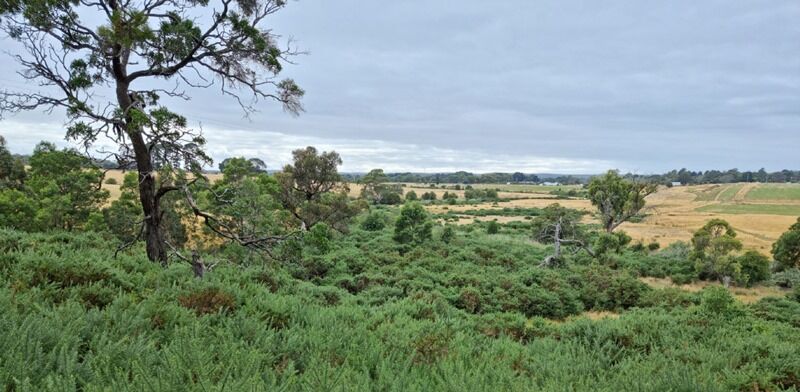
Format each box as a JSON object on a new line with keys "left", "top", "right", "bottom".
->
{"left": 691, "top": 219, "right": 743, "bottom": 286}
{"left": 275, "top": 147, "right": 363, "bottom": 232}
{"left": 486, "top": 220, "right": 500, "bottom": 234}
{"left": 531, "top": 203, "right": 591, "bottom": 266}
{"left": 587, "top": 170, "right": 657, "bottom": 233}
{"left": 440, "top": 225, "right": 455, "bottom": 243}
{"left": 360, "top": 210, "right": 388, "bottom": 231}
{"left": 772, "top": 218, "right": 800, "bottom": 271}
{"left": 393, "top": 202, "right": 433, "bottom": 247}
{"left": 736, "top": 250, "right": 771, "bottom": 286}
{"left": 360, "top": 168, "right": 403, "bottom": 205}
{"left": 421, "top": 191, "right": 437, "bottom": 201}
{"left": 405, "top": 190, "right": 418, "bottom": 201}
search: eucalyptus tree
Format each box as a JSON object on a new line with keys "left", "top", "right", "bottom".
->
{"left": 0, "top": 0, "right": 304, "bottom": 262}
{"left": 587, "top": 170, "right": 657, "bottom": 233}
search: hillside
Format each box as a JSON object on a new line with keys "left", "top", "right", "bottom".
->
{"left": 1, "top": 224, "right": 799, "bottom": 391}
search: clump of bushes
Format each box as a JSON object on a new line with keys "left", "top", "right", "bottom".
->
{"left": 178, "top": 287, "right": 237, "bottom": 315}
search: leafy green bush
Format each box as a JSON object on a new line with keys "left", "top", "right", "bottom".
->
{"left": 751, "top": 297, "right": 800, "bottom": 327}
{"left": 360, "top": 210, "right": 388, "bottom": 231}
{"left": 736, "top": 250, "right": 771, "bottom": 286}
{"left": 486, "top": 220, "right": 499, "bottom": 234}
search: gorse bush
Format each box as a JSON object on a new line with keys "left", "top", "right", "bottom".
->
{"left": 0, "top": 208, "right": 797, "bottom": 391}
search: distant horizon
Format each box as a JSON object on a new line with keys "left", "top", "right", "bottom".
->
{"left": 4, "top": 136, "right": 799, "bottom": 177}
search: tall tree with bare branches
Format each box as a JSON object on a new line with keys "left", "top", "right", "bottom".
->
{"left": 0, "top": 0, "right": 304, "bottom": 262}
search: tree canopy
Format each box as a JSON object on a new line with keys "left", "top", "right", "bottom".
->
{"left": 588, "top": 170, "right": 657, "bottom": 233}
{"left": 0, "top": 0, "right": 303, "bottom": 262}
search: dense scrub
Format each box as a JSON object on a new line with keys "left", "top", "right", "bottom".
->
{"left": 1, "top": 227, "right": 799, "bottom": 391}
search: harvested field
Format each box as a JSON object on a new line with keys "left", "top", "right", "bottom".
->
{"left": 424, "top": 182, "right": 800, "bottom": 253}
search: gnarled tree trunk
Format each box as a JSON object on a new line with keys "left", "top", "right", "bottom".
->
{"left": 115, "top": 78, "right": 167, "bottom": 264}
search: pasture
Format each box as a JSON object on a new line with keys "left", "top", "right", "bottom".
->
{"left": 419, "top": 182, "right": 800, "bottom": 253}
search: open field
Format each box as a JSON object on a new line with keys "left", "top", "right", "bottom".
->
{"left": 696, "top": 203, "right": 800, "bottom": 216}
{"left": 422, "top": 182, "right": 800, "bottom": 253}
{"left": 745, "top": 183, "right": 800, "bottom": 201}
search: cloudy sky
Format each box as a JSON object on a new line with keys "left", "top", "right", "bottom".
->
{"left": 1, "top": 0, "right": 799, "bottom": 173}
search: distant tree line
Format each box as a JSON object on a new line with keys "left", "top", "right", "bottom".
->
{"left": 343, "top": 168, "right": 800, "bottom": 186}
{"left": 342, "top": 171, "right": 590, "bottom": 185}
{"left": 626, "top": 168, "right": 800, "bottom": 185}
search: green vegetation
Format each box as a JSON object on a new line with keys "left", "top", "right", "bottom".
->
{"left": 2, "top": 222, "right": 799, "bottom": 390}
{"left": 691, "top": 185, "right": 726, "bottom": 201}
{"left": 3, "top": 136, "right": 800, "bottom": 390}
{"left": 746, "top": 184, "right": 800, "bottom": 201}
{"left": 716, "top": 184, "right": 743, "bottom": 201}
{"left": 696, "top": 203, "right": 800, "bottom": 216}
{"left": 773, "top": 218, "right": 800, "bottom": 271}
{"left": 588, "top": 170, "right": 657, "bottom": 233}
{"left": 434, "top": 207, "right": 547, "bottom": 219}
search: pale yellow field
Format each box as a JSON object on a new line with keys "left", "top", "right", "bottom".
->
{"left": 101, "top": 169, "right": 223, "bottom": 203}
{"left": 424, "top": 182, "right": 800, "bottom": 253}
{"left": 618, "top": 184, "right": 799, "bottom": 252}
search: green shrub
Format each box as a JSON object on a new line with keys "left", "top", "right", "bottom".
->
{"left": 178, "top": 287, "right": 237, "bottom": 315}
{"left": 751, "top": 297, "right": 800, "bottom": 327}
{"left": 573, "top": 265, "right": 651, "bottom": 311}
{"left": 736, "top": 250, "right": 771, "bottom": 286}
{"left": 440, "top": 225, "right": 455, "bottom": 244}
{"left": 771, "top": 268, "right": 800, "bottom": 288}
{"left": 700, "top": 286, "right": 739, "bottom": 315}
{"left": 360, "top": 210, "right": 387, "bottom": 231}
{"left": 486, "top": 220, "right": 499, "bottom": 234}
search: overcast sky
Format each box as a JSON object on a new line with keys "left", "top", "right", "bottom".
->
{"left": 1, "top": 0, "right": 799, "bottom": 173}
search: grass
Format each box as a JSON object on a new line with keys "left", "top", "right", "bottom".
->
{"left": 691, "top": 185, "right": 725, "bottom": 201}
{"left": 696, "top": 203, "right": 800, "bottom": 216}
{"left": 745, "top": 184, "right": 800, "bottom": 201}
{"left": 716, "top": 184, "right": 743, "bottom": 202}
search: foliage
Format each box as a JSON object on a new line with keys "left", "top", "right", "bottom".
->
{"left": 420, "top": 191, "right": 437, "bottom": 201}
{"left": 587, "top": 170, "right": 657, "bottom": 232}
{"left": 0, "top": 225, "right": 799, "bottom": 390}
{"left": 736, "top": 250, "right": 771, "bottom": 286}
{"left": 691, "top": 219, "right": 743, "bottom": 284}
{"left": 393, "top": 203, "right": 433, "bottom": 247}
{"left": 0, "top": 135, "right": 25, "bottom": 189}
{"left": 28, "top": 142, "right": 109, "bottom": 231}
{"left": 593, "top": 231, "right": 632, "bottom": 258}
{"left": 440, "top": 225, "right": 455, "bottom": 243}
{"left": 275, "top": 147, "right": 363, "bottom": 231}
{"left": 464, "top": 188, "right": 498, "bottom": 201}
{"left": 360, "top": 210, "right": 389, "bottom": 231}
{"left": 770, "top": 268, "right": 800, "bottom": 288}
{"left": 486, "top": 220, "right": 500, "bottom": 234}
{"left": 360, "top": 168, "right": 403, "bottom": 205}
{"left": 772, "top": 217, "right": 800, "bottom": 271}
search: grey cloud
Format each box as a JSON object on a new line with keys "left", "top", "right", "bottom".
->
{"left": 1, "top": 0, "right": 798, "bottom": 173}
